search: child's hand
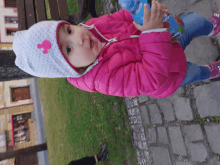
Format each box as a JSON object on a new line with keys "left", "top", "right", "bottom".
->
{"left": 133, "top": 0, "right": 168, "bottom": 32}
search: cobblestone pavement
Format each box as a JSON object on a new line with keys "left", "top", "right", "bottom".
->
{"left": 102, "top": 0, "right": 220, "bottom": 164}
{"left": 120, "top": 0, "right": 220, "bottom": 164}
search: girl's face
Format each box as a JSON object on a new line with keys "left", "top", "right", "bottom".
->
{"left": 58, "top": 23, "right": 103, "bottom": 68}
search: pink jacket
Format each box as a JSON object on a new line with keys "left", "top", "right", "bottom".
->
{"left": 67, "top": 9, "right": 187, "bottom": 97}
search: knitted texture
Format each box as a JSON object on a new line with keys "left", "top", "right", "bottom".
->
{"left": 13, "top": 20, "right": 80, "bottom": 78}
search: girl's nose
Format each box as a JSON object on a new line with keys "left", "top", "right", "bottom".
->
{"left": 68, "top": 35, "right": 83, "bottom": 48}
{"left": 69, "top": 33, "right": 87, "bottom": 47}
{"left": 76, "top": 34, "right": 85, "bottom": 45}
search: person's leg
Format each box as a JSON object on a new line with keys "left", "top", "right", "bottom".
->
{"left": 177, "top": 12, "right": 214, "bottom": 50}
{"left": 68, "top": 156, "right": 96, "bottom": 165}
{"left": 180, "top": 62, "right": 211, "bottom": 87}
{"left": 68, "top": 143, "right": 108, "bottom": 165}
{"left": 178, "top": 11, "right": 220, "bottom": 87}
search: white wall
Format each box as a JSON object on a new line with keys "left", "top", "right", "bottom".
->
{"left": 0, "top": 0, "right": 18, "bottom": 43}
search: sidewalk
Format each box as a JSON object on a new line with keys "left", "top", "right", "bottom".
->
{"left": 29, "top": 77, "right": 50, "bottom": 165}
{"left": 123, "top": 0, "right": 220, "bottom": 164}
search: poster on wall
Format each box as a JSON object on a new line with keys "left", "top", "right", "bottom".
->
{"left": 12, "top": 113, "right": 31, "bottom": 144}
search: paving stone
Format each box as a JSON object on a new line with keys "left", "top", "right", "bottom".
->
{"left": 138, "top": 95, "right": 149, "bottom": 104}
{"left": 184, "top": 125, "right": 204, "bottom": 142}
{"left": 157, "top": 127, "right": 169, "bottom": 145}
{"left": 173, "top": 97, "right": 193, "bottom": 121}
{"left": 133, "top": 140, "right": 138, "bottom": 148}
{"left": 188, "top": 143, "right": 208, "bottom": 162}
{"left": 139, "top": 125, "right": 145, "bottom": 133}
{"left": 143, "top": 142, "right": 148, "bottom": 149}
{"left": 135, "top": 107, "right": 141, "bottom": 116}
{"left": 129, "top": 116, "right": 138, "bottom": 124}
{"left": 144, "top": 151, "right": 150, "bottom": 159}
{"left": 157, "top": 98, "right": 175, "bottom": 122}
{"left": 128, "top": 108, "right": 136, "bottom": 116}
{"left": 182, "top": 0, "right": 219, "bottom": 66}
{"left": 136, "top": 149, "right": 140, "bottom": 157}
{"left": 175, "top": 161, "right": 193, "bottom": 165}
{"left": 148, "top": 127, "right": 156, "bottom": 144}
{"left": 168, "top": 88, "right": 186, "bottom": 106}
{"left": 194, "top": 83, "right": 220, "bottom": 118}
{"left": 137, "top": 157, "right": 141, "bottom": 165}
{"left": 169, "top": 127, "right": 187, "bottom": 156}
{"left": 183, "top": 0, "right": 213, "bottom": 19}
{"left": 133, "top": 132, "right": 141, "bottom": 140}
{"left": 148, "top": 104, "right": 162, "bottom": 124}
{"left": 169, "top": 88, "right": 185, "bottom": 100}
{"left": 206, "top": 157, "right": 220, "bottom": 165}
{"left": 125, "top": 99, "right": 134, "bottom": 109}
{"left": 139, "top": 159, "right": 148, "bottom": 165}
{"left": 133, "top": 98, "right": 139, "bottom": 106}
{"left": 207, "top": 158, "right": 215, "bottom": 165}
{"left": 217, "top": 162, "right": 220, "bottom": 165}
{"left": 160, "top": 0, "right": 187, "bottom": 15}
{"left": 139, "top": 105, "right": 150, "bottom": 125}
{"left": 204, "top": 124, "right": 220, "bottom": 154}
{"left": 137, "top": 116, "right": 142, "bottom": 124}
{"left": 137, "top": 141, "right": 148, "bottom": 150}
{"left": 140, "top": 132, "right": 146, "bottom": 141}
{"left": 185, "top": 37, "right": 219, "bottom": 66}
{"left": 132, "top": 125, "right": 145, "bottom": 134}
{"left": 140, "top": 150, "right": 146, "bottom": 159}
{"left": 215, "top": 0, "right": 220, "bottom": 8}
{"left": 189, "top": 0, "right": 197, "bottom": 4}
{"left": 138, "top": 141, "right": 143, "bottom": 149}
{"left": 151, "top": 147, "right": 172, "bottom": 165}
{"left": 133, "top": 116, "right": 138, "bottom": 124}
{"left": 131, "top": 125, "right": 139, "bottom": 133}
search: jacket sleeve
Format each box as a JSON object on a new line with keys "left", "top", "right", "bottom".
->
{"left": 67, "top": 31, "right": 173, "bottom": 97}
{"left": 85, "top": 9, "right": 133, "bottom": 25}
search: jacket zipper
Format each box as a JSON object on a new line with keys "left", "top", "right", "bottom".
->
{"left": 105, "top": 38, "right": 118, "bottom": 47}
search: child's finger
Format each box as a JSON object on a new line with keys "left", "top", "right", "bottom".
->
{"left": 143, "top": 3, "right": 150, "bottom": 22}
{"left": 155, "top": 1, "right": 162, "bottom": 19}
{"left": 151, "top": 0, "right": 157, "bottom": 20}
{"left": 159, "top": 3, "right": 165, "bottom": 19}
{"left": 133, "top": 21, "right": 143, "bottom": 31}
{"left": 157, "top": 1, "right": 165, "bottom": 20}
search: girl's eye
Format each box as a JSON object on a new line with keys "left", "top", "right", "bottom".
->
{"left": 67, "top": 27, "right": 72, "bottom": 34}
{"left": 67, "top": 46, "right": 71, "bottom": 54}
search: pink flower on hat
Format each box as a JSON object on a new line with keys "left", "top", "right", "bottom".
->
{"left": 37, "top": 40, "right": 51, "bottom": 54}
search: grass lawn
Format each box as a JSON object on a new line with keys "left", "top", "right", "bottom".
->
{"left": 37, "top": 78, "right": 138, "bottom": 165}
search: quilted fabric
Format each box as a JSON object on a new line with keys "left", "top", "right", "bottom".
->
{"left": 66, "top": 9, "right": 187, "bottom": 97}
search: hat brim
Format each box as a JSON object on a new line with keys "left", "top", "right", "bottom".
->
{"left": 56, "top": 21, "right": 80, "bottom": 73}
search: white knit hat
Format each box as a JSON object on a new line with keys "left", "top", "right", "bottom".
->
{"left": 13, "top": 20, "right": 81, "bottom": 78}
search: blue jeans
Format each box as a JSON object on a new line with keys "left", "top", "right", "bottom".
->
{"left": 178, "top": 12, "right": 213, "bottom": 87}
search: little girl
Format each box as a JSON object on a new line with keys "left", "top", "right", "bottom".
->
{"left": 13, "top": 0, "right": 220, "bottom": 98}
